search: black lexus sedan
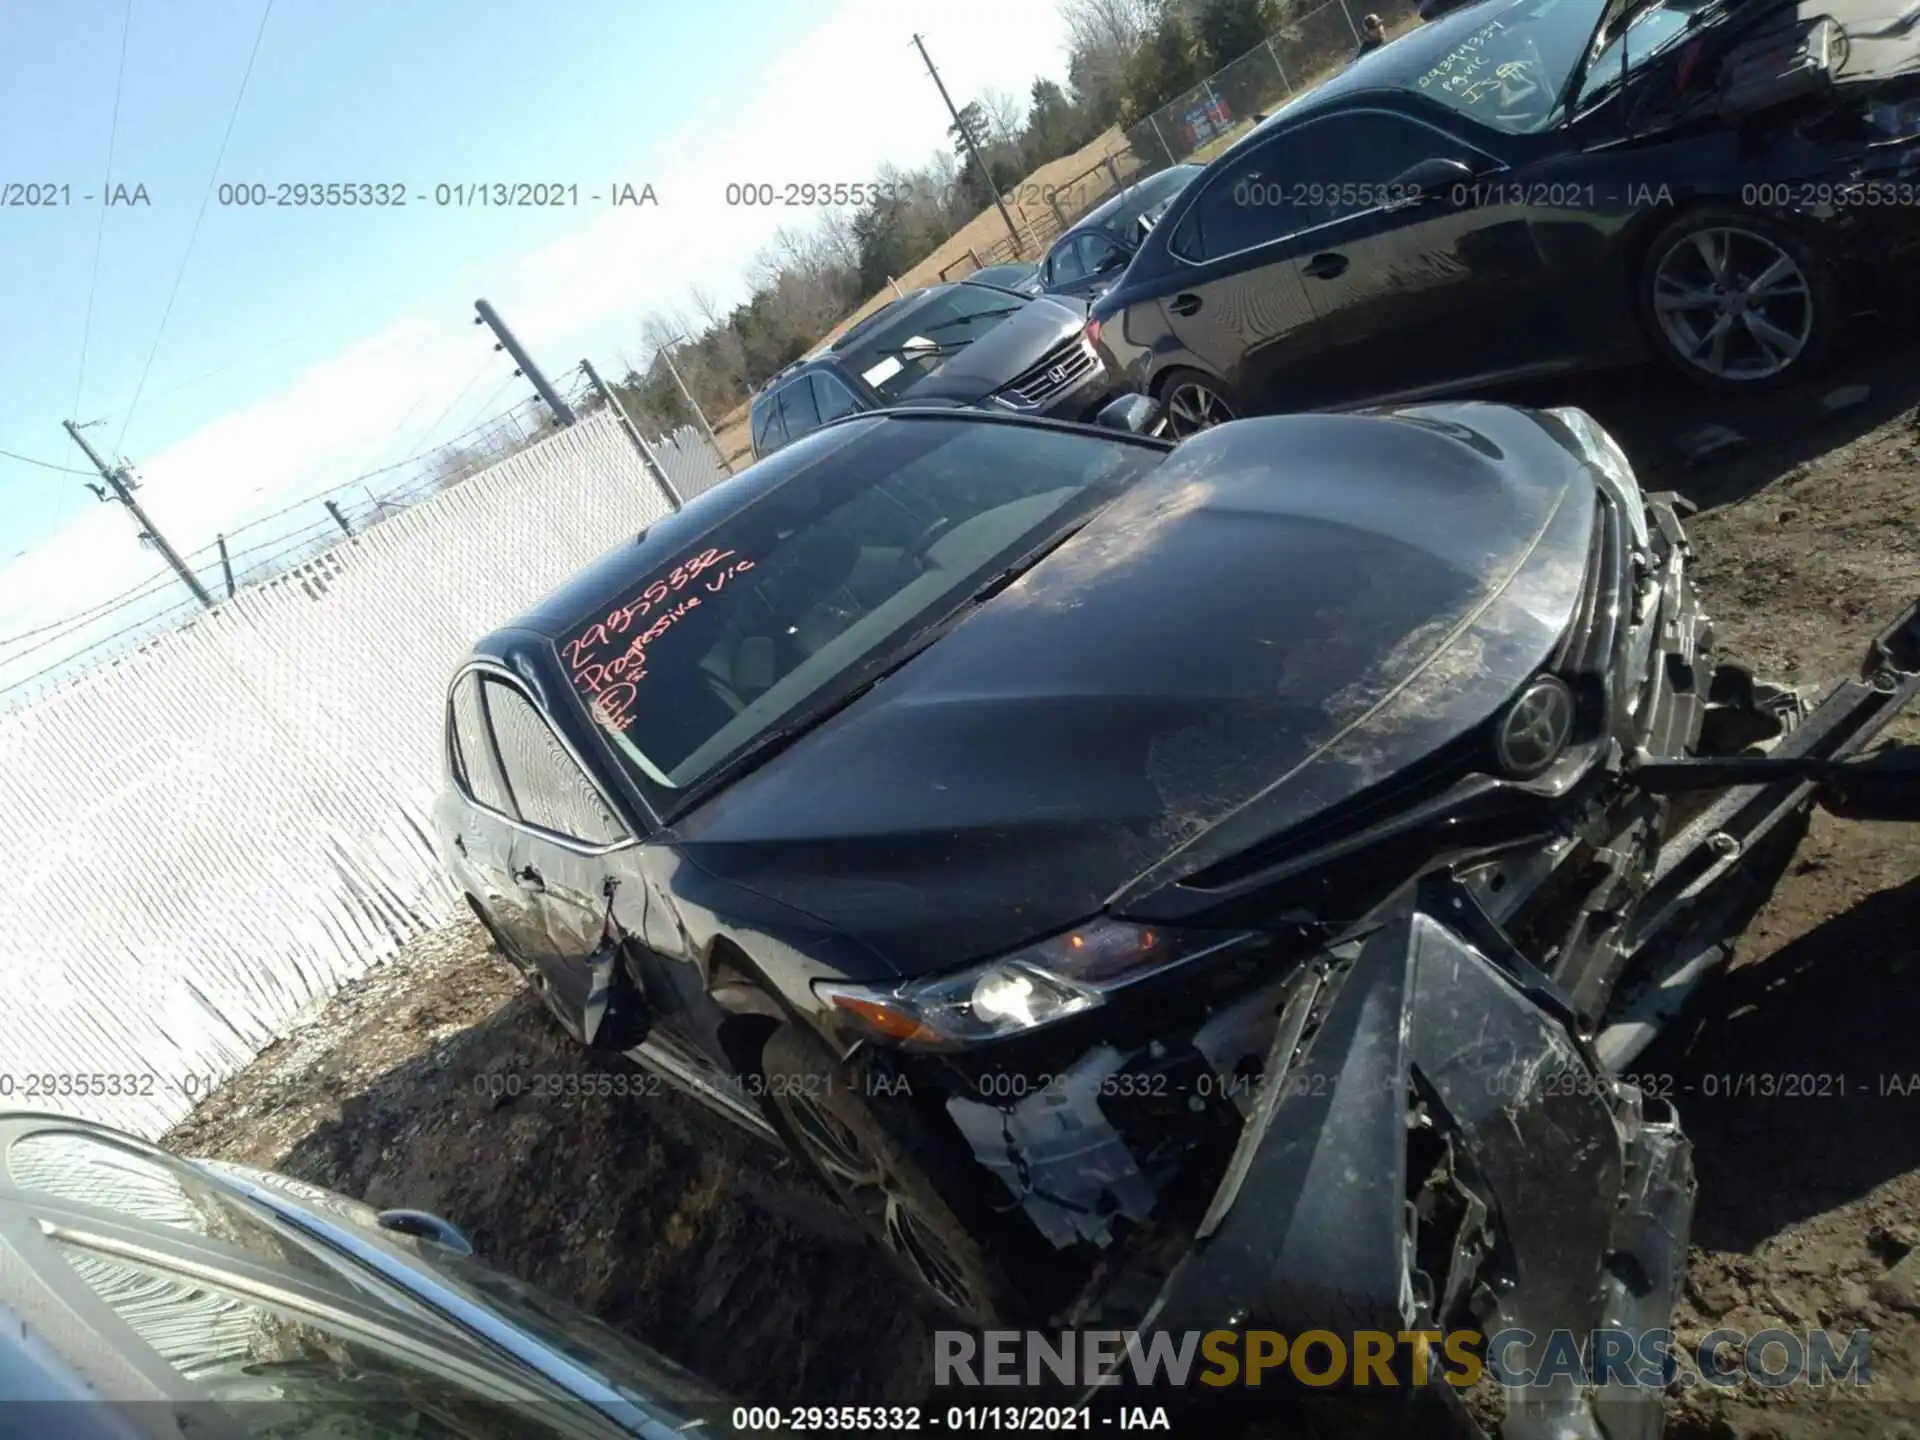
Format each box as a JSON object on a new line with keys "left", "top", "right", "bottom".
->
{"left": 1036, "top": 163, "right": 1205, "bottom": 302}
{"left": 746, "top": 279, "right": 1117, "bottom": 459}
{"left": 1090, "top": 0, "right": 1920, "bottom": 434}
{"left": 0, "top": 1112, "right": 768, "bottom": 1439}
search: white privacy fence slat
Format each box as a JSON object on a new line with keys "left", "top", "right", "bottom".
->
{"left": 0, "top": 410, "right": 675, "bottom": 1137}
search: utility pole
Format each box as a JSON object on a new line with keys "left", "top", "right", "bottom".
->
{"left": 656, "top": 335, "right": 728, "bottom": 474}
{"left": 912, "top": 33, "right": 1023, "bottom": 256}
{"left": 63, "top": 419, "right": 214, "bottom": 609}
{"left": 581, "top": 357, "right": 682, "bottom": 510}
{"left": 474, "top": 298, "right": 576, "bottom": 425}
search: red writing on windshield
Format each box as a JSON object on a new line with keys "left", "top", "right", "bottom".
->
{"left": 560, "top": 546, "right": 756, "bottom": 732}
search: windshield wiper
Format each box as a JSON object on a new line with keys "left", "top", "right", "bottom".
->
{"left": 872, "top": 339, "right": 971, "bottom": 361}
{"left": 927, "top": 306, "right": 1023, "bottom": 330}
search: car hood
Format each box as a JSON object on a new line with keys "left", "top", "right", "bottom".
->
{"left": 901, "top": 295, "right": 1091, "bottom": 404}
{"left": 673, "top": 404, "right": 1601, "bottom": 977}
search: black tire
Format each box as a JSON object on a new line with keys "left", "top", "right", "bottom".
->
{"left": 1153, "top": 365, "right": 1242, "bottom": 437}
{"left": 759, "top": 1025, "right": 1024, "bottom": 1325}
{"left": 1636, "top": 204, "right": 1838, "bottom": 392}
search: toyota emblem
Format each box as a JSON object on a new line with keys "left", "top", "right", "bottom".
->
{"left": 1493, "top": 675, "right": 1575, "bottom": 779}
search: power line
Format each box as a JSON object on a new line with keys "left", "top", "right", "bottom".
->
{"left": 112, "top": 0, "right": 275, "bottom": 456}
{"left": 398, "top": 352, "right": 498, "bottom": 468}
{"left": 0, "top": 568, "right": 182, "bottom": 652}
{"left": 0, "top": 446, "right": 95, "bottom": 477}
{"left": 73, "top": 0, "right": 136, "bottom": 422}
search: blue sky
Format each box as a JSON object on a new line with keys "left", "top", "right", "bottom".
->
{"left": 0, "top": 0, "right": 1073, "bottom": 690}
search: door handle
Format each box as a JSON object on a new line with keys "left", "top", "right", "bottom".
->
{"left": 1168, "top": 292, "right": 1203, "bottom": 317}
{"left": 452, "top": 834, "right": 467, "bottom": 857}
{"left": 513, "top": 865, "right": 546, "bottom": 893}
{"left": 1303, "top": 252, "right": 1349, "bottom": 280}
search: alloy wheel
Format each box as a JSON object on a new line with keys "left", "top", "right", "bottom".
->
{"left": 777, "top": 1089, "right": 980, "bottom": 1314}
{"left": 1162, "top": 379, "right": 1236, "bottom": 436}
{"left": 1651, "top": 226, "right": 1814, "bottom": 382}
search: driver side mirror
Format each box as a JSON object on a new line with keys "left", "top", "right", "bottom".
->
{"left": 1095, "top": 394, "right": 1164, "bottom": 436}
{"left": 1383, "top": 156, "right": 1478, "bottom": 210}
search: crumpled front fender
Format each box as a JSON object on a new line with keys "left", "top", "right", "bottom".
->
{"left": 1143, "top": 907, "right": 1690, "bottom": 1440}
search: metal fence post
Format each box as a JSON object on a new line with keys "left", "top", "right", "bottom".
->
{"left": 581, "top": 357, "right": 682, "bottom": 511}
{"left": 1148, "top": 114, "right": 1179, "bottom": 166}
{"left": 1337, "top": 0, "right": 1363, "bottom": 44}
{"left": 1264, "top": 35, "right": 1292, "bottom": 93}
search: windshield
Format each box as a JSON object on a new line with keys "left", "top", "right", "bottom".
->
{"left": 833, "top": 283, "right": 1026, "bottom": 402}
{"left": 1576, "top": 0, "right": 1720, "bottom": 107}
{"left": 557, "top": 418, "right": 1164, "bottom": 803}
{"left": 1402, "top": 0, "right": 1608, "bottom": 133}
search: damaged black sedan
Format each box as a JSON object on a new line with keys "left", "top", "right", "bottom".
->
{"left": 434, "top": 406, "right": 1920, "bottom": 1440}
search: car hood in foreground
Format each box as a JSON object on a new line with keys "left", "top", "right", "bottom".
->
{"left": 673, "top": 404, "right": 1601, "bottom": 976}
{"left": 900, "top": 295, "right": 1090, "bottom": 404}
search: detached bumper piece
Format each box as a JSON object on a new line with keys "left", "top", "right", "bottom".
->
{"left": 1119, "top": 908, "right": 1688, "bottom": 1440}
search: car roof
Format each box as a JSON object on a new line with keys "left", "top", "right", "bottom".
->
{"left": 1222, "top": 5, "right": 1527, "bottom": 150}
{"left": 1065, "top": 164, "right": 1204, "bottom": 239}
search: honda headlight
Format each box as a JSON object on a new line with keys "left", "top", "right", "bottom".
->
{"left": 814, "top": 918, "right": 1257, "bottom": 1047}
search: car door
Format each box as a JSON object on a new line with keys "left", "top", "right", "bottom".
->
{"left": 445, "top": 670, "right": 552, "bottom": 971}
{"left": 1275, "top": 108, "right": 1554, "bottom": 406}
{"left": 1157, "top": 129, "right": 1324, "bottom": 411}
{"left": 478, "top": 675, "right": 648, "bottom": 1048}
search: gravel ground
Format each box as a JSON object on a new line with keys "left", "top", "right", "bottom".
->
{"left": 165, "top": 337, "right": 1920, "bottom": 1439}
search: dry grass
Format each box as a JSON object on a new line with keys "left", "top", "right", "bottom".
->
{"left": 708, "top": 18, "right": 1421, "bottom": 472}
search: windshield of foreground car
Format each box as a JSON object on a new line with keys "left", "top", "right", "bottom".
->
{"left": 1395, "top": 0, "right": 1609, "bottom": 132}
{"left": 833, "top": 283, "right": 1027, "bottom": 401}
{"left": 557, "top": 417, "right": 1165, "bottom": 803}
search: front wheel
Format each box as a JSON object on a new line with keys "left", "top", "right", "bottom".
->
{"left": 1637, "top": 206, "right": 1838, "bottom": 391}
{"left": 759, "top": 1026, "right": 1023, "bottom": 1325}
{"left": 1154, "top": 367, "right": 1241, "bottom": 437}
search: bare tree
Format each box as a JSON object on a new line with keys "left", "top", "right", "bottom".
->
{"left": 979, "top": 85, "right": 1027, "bottom": 143}
{"left": 686, "top": 282, "right": 728, "bottom": 336}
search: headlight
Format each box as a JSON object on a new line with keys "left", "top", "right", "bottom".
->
{"left": 814, "top": 918, "right": 1257, "bottom": 1048}
{"left": 1546, "top": 406, "right": 1650, "bottom": 552}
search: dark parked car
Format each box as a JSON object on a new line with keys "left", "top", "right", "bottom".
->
{"left": 1037, "top": 164, "right": 1204, "bottom": 301}
{"left": 433, "top": 404, "right": 1920, "bottom": 1438}
{"left": 746, "top": 280, "right": 1117, "bottom": 458}
{"left": 0, "top": 1111, "right": 769, "bottom": 1438}
{"left": 1091, "top": 0, "right": 1920, "bottom": 434}
{"left": 963, "top": 260, "right": 1045, "bottom": 296}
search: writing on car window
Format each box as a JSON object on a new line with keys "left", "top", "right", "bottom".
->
{"left": 560, "top": 547, "right": 757, "bottom": 732}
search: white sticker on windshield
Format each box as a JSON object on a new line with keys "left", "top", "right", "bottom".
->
{"left": 862, "top": 354, "right": 905, "bottom": 387}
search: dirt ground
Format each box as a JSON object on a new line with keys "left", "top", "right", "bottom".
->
{"left": 166, "top": 335, "right": 1920, "bottom": 1437}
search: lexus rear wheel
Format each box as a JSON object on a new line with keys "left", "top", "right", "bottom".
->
{"left": 1156, "top": 367, "right": 1240, "bottom": 437}
{"left": 1638, "top": 207, "right": 1837, "bottom": 390}
{"left": 760, "top": 1026, "right": 1020, "bottom": 1325}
